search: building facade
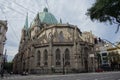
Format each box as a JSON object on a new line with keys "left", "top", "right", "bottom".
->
{"left": 94, "top": 38, "right": 120, "bottom": 70}
{"left": 0, "top": 20, "right": 7, "bottom": 71}
{"left": 13, "top": 8, "right": 96, "bottom": 74}
{"left": 107, "top": 44, "right": 120, "bottom": 70}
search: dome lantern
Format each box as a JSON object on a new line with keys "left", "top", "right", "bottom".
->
{"left": 43, "top": 7, "right": 48, "bottom": 12}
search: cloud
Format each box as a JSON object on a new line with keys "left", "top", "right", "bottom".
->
{"left": 0, "top": 0, "right": 120, "bottom": 61}
{"left": 4, "top": 45, "right": 18, "bottom": 62}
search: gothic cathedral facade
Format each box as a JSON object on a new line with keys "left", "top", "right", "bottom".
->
{"left": 13, "top": 8, "right": 96, "bottom": 74}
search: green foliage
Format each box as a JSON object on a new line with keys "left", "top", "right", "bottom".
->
{"left": 108, "top": 52, "right": 120, "bottom": 63}
{"left": 4, "top": 62, "right": 13, "bottom": 73}
{"left": 87, "top": 0, "right": 120, "bottom": 33}
{"left": 96, "top": 53, "right": 101, "bottom": 68}
{"left": 108, "top": 52, "right": 120, "bottom": 70}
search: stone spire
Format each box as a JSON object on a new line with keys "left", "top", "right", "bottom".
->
{"left": 24, "top": 13, "right": 28, "bottom": 31}
{"left": 34, "top": 12, "right": 41, "bottom": 27}
{"left": 23, "top": 13, "right": 30, "bottom": 40}
{"left": 60, "top": 18, "right": 62, "bottom": 24}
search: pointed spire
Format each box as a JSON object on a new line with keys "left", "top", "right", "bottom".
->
{"left": 60, "top": 18, "right": 62, "bottom": 24}
{"left": 35, "top": 12, "right": 41, "bottom": 27}
{"left": 23, "top": 13, "right": 30, "bottom": 39}
{"left": 4, "top": 49, "right": 7, "bottom": 62}
{"left": 24, "top": 13, "right": 28, "bottom": 31}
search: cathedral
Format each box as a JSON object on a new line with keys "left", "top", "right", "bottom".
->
{"left": 13, "top": 8, "right": 96, "bottom": 74}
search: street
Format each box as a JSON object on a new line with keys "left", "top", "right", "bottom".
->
{"left": 1, "top": 71, "right": 120, "bottom": 80}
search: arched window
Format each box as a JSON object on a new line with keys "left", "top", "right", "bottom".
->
{"left": 65, "top": 49, "right": 70, "bottom": 60}
{"left": 64, "top": 48, "right": 70, "bottom": 66}
{"left": 84, "top": 47, "right": 89, "bottom": 72}
{"left": 56, "top": 49, "right": 61, "bottom": 60}
{"left": 37, "top": 50, "right": 41, "bottom": 66}
{"left": 55, "top": 49, "right": 61, "bottom": 66}
{"left": 44, "top": 49, "right": 48, "bottom": 66}
{"left": 59, "top": 31, "right": 64, "bottom": 42}
{"left": 84, "top": 47, "right": 89, "bottom": 58}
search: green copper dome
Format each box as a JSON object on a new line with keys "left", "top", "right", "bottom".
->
{"left": 39, "top": 8, "right": 58, "bottom": 24}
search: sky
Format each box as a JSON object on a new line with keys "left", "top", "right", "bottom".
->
{"left": 0, "top": 0, "right": 120, "bottom": 61}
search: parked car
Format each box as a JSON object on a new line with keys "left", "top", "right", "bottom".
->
{"left": 95, "top": 68, "right": 104, "bottom": 72}
{"left": 100, "top": 64, "right": 111, "bottom": 71}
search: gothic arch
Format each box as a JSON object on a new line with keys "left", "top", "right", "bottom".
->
{"left": 65, "top": 48, "right": 70, "bottom": 60}
{"left": 64, "top": 48, "right": 70, "bottom": 66}
{"left": 56, "top": 48, "right": 61, "bottom": 60}
{"left": 55, "top": 48, "right": 61, "bottom": 66}
{"left": 59, "top": 31, "right": 64, "bottom": 42}
{"left": 37, "top": 50, "right": 41, "bottom": 66}
{"left": 84, "top": 47, "right": 89, "bottom": 72}
{"left": 43, "top": 49, "right": 48, "bottom": 66}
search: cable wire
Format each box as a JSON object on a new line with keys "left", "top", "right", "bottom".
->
{"left": 0, "top": 2, "right": 33, "bottom": 19}
{"left": 0, "top": 5, "right": 20, "bottom": 41}
{"left": 6, "top": 0, "right": 36, "bottom": 14}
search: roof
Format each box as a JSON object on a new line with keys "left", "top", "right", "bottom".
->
{"left": 31, "top": 8, "right": 58, "bottom": 26}
{"left": 39, "top": 8, "right": 58, "bottom": 24}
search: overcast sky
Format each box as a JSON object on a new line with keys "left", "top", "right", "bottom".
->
{"left": 0, "top": 0, "right": 120, "bottom": 61}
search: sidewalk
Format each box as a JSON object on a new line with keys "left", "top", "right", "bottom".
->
{"left": 1, "top": 71, "right": 120, "bottom": 80}
{"left": 0, "top": 74, "right": 21, "bottom": 80}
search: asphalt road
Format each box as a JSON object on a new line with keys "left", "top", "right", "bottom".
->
{"left": 1, "top": 71, "right": 120, "bottom": 80}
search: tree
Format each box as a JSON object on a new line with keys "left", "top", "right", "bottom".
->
{"left": 4, "top": 62, "right": 13, "bottom": 73}
{"left": 87, "top": 0, "right": 120, "bottom": 33}
{"left": 96, "top": 53, "right": 101, "bottom": 68}
{"left": 108, "top": 52, "right": 120, "bottom": 70}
